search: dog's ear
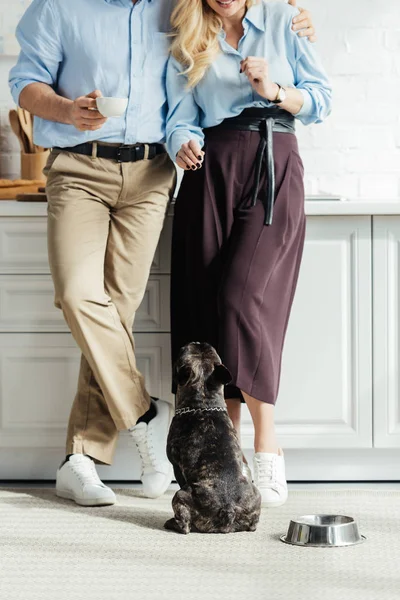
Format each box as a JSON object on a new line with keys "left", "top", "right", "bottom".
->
{"left": 174, "top": 365, "right": 192, "bottom": 387}
{"left": 210, "top": 363, "right": 232, "bottom": 386}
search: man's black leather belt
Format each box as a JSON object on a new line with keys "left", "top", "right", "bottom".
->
{"left": 53, "top": 142, "right": 166, "bottom": 163}
{"left": 204, "top": 108, "right": 296, "bottom": 226}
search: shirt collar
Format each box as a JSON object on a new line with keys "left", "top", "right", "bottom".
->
{"left": 243, "top": 4, "right": 265, "bottom": 33}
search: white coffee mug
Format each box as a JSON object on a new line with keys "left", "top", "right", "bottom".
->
{"left": 96, "top": 97, "right": 128, "bottom": 118}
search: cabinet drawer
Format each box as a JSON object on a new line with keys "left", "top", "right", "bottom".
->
{"left": 0, "top": 274, "right": 170, "bottom": 333}
{"left": 0, "top": 215, "right": 172, "bottom": 275}
{"left": 0, "top": 219, "right": 49, "bottom": 274}
{"left": 0, "top": 332, "right": 173, "bottom": 449}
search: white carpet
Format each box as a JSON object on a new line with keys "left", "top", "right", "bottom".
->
{"left": 0, "top": 488, "right": 399, "bottom": 600}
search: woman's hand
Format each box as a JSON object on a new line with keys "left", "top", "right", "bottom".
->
{"left": 240, "top": 57, "right": 278, "bottom": 102}
{"left": 176, "top": 140, "right": 205, "bottom": 171}
{"left": 288, "top": 0, "right": 317, "bottom": 42}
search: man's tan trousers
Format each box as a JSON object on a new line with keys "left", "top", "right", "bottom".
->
{"left": 45, "top": 148, "right": 176, "bottom": 465}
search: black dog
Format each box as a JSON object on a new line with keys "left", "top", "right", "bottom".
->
{"left": 164, "top": 342, "right": 261, "bottom": 534}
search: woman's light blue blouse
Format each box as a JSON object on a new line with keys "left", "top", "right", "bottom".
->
{"left": 166, "top": 1, "right": 332, "bottom": 159}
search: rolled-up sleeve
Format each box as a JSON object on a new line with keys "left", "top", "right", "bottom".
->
{"left": 288, "top": 14, "right": 332, "bottom": 125}
{"left": 166, "top": 56, "right": 204, "bottom": 161}
{"left": 9, "top": 0, "right": 62, "bottom": 106}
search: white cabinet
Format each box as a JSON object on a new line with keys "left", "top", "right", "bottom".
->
{"left": 0, "top": 210, "right": 174, "bottom": 479}
{"left": 0, "top": 218, "right": 48, "bottom": 274}
{"left": 0, "top": 203, "right": 399, "bottom": 480}
{"left": 241, "top": 216, "right": 373, "bottom": 450}
{"left": 0, "top": 274, "right": 170, "bottom": 333}
{"left": 0, "top": 333, "right": 172, "bottom": 478}
{"left": 373, "top": 216, "right": 400, "bottom": 448}
{"left": 0, "top": 215, "right": 172, "bottom": 276}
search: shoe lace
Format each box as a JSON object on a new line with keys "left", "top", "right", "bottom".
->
{"left": 255, "top": 456, "right": 276, "bottom": 488}
{"left": 131, "top": 425, "right": 162, "bottom": 472}
{"left": 71, "top": 457, "right": 103, "bottom": 487}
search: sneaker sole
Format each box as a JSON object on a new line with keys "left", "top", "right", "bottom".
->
{"left": 56, "top": 489, "right": 116, "bottom": 507}
{"left": 261, "top": 497, "right": 288, "bottom": 508}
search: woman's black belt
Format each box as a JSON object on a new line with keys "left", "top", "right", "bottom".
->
{"left": 204, "top": 107, "right": 296, "bottom": 226}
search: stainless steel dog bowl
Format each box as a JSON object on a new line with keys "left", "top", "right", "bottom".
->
{"left": 280, "top": 515, "right": 366, "bottom": 547}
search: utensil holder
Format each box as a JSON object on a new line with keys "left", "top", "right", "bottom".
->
{"left": 21, "top": 151, "right": 50, "bottom": 181}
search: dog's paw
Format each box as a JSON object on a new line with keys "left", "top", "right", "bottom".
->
{"left": 164, "top": 518, "right": 190, "bottom": 535}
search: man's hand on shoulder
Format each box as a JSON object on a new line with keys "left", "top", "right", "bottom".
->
{"left": 68, "top": 90, "right": 108, "bottom": 132}
{"left": 287, "top": 0, "right": 317, "bottom": 43}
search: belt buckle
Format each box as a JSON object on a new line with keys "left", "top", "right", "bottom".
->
{"left": 116, "top": 145, "right": 132, "bottom": 163}
{"left": 133, "top": 144, "right": 144, "bottom": 162}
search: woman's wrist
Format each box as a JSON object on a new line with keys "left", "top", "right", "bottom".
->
{"left": 263, "top": 82, "right": 280, "bottom": 102}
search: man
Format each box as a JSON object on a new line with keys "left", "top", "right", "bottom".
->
{"left": 9, "top": 0, "right": 316, "bottom": 507}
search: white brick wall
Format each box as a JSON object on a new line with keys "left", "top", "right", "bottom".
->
{"left": 297, "top": 0, "right": 400, "bottom": 200}
{"left": 1, "top": 0, "right": 400, "bottom": 201}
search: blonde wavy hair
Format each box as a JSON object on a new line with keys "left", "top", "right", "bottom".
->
{"left": 170, "top": 0, "right": 258, "bottom": 88}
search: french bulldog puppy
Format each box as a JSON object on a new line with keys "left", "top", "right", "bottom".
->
{"left": 165, "top": 342, "right": 261, "bottom": 534}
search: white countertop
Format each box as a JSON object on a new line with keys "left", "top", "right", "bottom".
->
{"left": 1, "top": 199, "right": 400, "bottom": 217}
{"left": 305, "top": 201, "right": 400, "bottom": 216}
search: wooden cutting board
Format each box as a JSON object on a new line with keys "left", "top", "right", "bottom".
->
{"left": 16, "top": 193, "right": 47, "bottom": 202}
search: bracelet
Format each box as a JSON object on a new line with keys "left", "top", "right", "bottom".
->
{"left": 273, "top": 83, "right": 282, "bottom": 102}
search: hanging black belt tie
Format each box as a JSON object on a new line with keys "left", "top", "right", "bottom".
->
{"left": 204, "top": 107, "right": 296, "bottom": 226}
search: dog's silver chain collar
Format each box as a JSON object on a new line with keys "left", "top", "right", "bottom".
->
{"left": 174, "top": 406, "right": 227, "bottom": 417}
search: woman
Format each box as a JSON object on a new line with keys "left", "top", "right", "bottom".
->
{"left": 166, "top": 0, "right": 332, "bottom": 507}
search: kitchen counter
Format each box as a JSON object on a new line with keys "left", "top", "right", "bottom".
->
{"left": 305, "top": 200, "right": 400, "bottom": 216}
{"left": 1, "top": 199, "right": 400, "bottom": 217}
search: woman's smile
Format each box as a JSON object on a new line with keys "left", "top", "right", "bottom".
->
{"left": 216, "top": 0, "right": 236, "bottom": 8}
{"left": 208, "top": 0, "right": 247, "bottom": 19}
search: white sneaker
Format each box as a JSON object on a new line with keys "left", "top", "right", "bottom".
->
{"left": 129, "top": 399, "right": 173, "bottom": 499}
{"left": 56, "top": 454, "right": 116, "bottom": 506}
{"left": 253, "top": 449, "right": 288, "bottom": 508}
{"left": 242, "top": 462, "right": 253, "bottom": 482}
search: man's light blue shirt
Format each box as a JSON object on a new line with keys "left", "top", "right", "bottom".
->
{"left": 9, "top": 0, "right": 174, "bottom": 148}
{"left": 166, "top": 1, "right": 332, "bottom": 160}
